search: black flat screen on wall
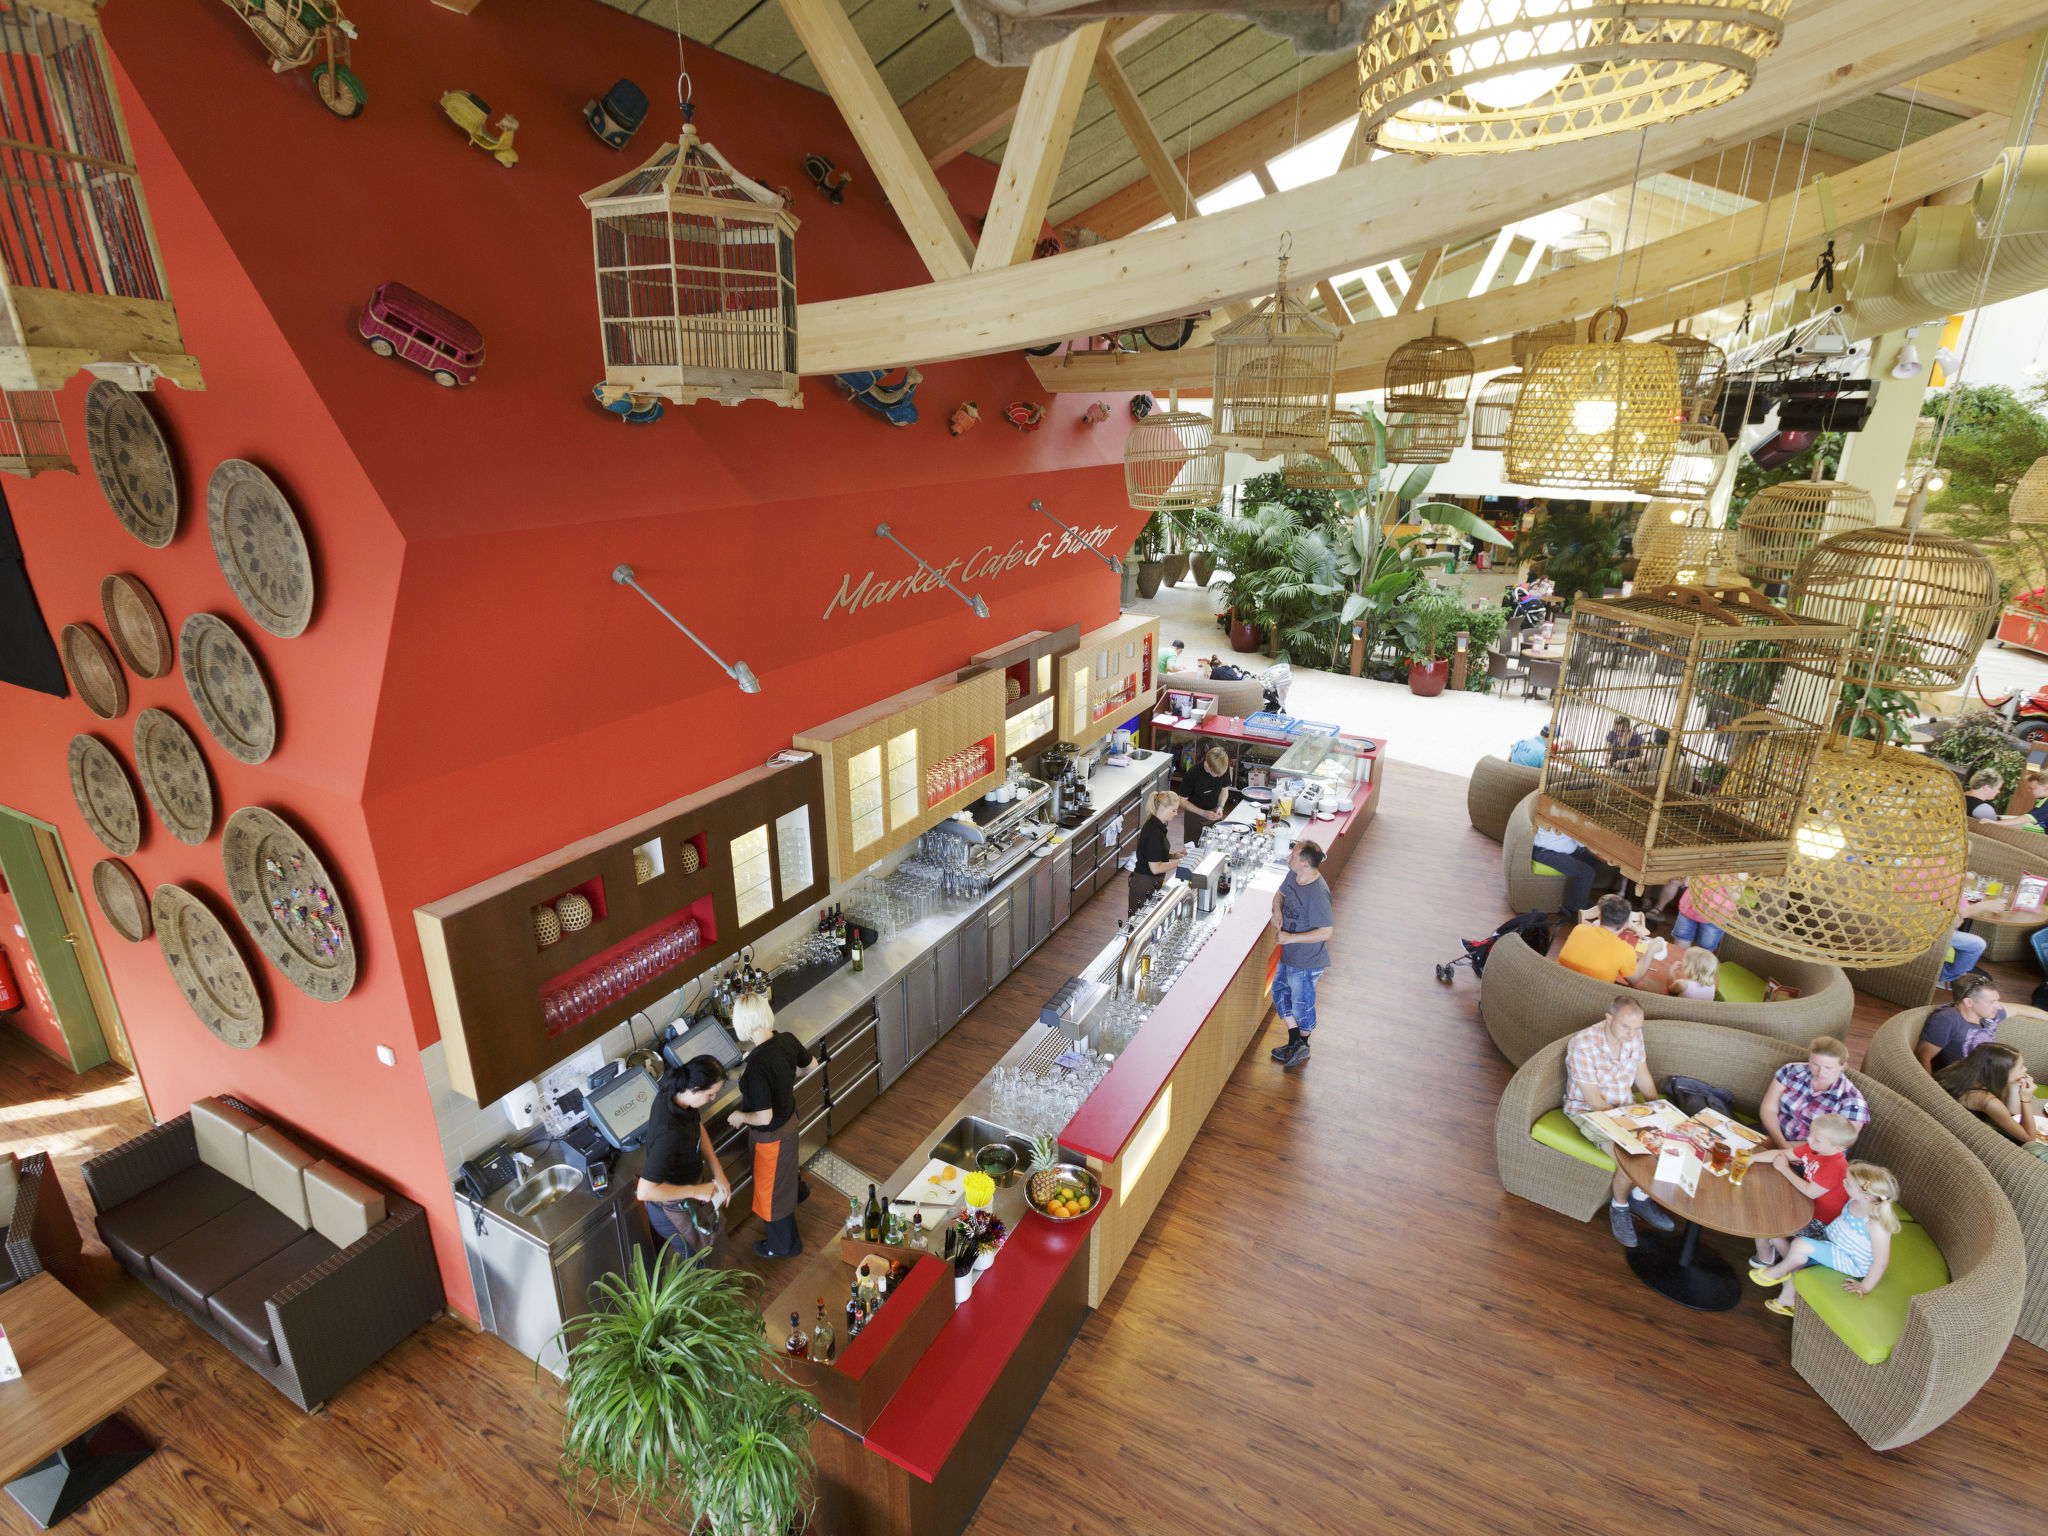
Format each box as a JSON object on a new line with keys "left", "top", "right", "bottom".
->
{"left": 0, "top": 483, "right": 67, "bottom": 699}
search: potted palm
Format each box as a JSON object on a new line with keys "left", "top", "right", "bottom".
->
{"left": 1397, "top": 588, "right": 1461, "bottom": 696}
{"left": 552, "top": 1250, "right": 819, "bottom": 1536}
{"left": 1134, "top": 520, "right": 1166, "bottom": 598}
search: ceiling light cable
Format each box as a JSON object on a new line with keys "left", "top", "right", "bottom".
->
{"left": 611, "top": 564, "right": 761, "bottom": 693}
{"left": 875, "top": 523, "right": 990, "bottom": 618}
{"left": 1032, "top": 498, "right": 1123, "bottom": 573}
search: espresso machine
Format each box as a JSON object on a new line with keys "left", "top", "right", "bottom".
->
{"left": 1043, "top": 742, "right": 1093, "bottom": 826}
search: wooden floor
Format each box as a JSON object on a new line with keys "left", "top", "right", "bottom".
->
{"left": 6, "top": 758, "right": 2047, "bottom": 1535}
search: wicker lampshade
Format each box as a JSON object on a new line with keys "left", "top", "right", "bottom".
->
{"left": 1632, "top": 501, "right": 1707, "bottom": 549}
{"left": 1211, "top": 252, "right": 1339, "bottom": 456}
{"left": 1359, "top": 1, "right": 1791, "bottom": 156}
{"left": 1384, "top": 322, "right": 1474, "bottom": 416}
{"left": 1646, "top": 423, "right": 1729, "bottom": 500}
{"left": 1790, "top": 527, "right": 2000, "bottom": 691}
{"left": 1386, "top": 407, "right": 1466, "bottom": 465}
{"left": 1534, "top": 585, "right": 1855, "bottom": 884}
{"left": 1470, "top": 370, "right": 1523, "bottom": 451}
{"left": 1633, "top": 524, "right": 1737, "bottom": 589}
{"left": 1512, "top": 321, "right": 1576, "bottom": 369}
{"left": 1654, "top": 332, "right": 1727, "bottom": 425}
{"left": 2011, "top": 454, "right": 2048, "bottom": 526}
{"left": 1734, "top": 477, "right": 1876, "bottom": 586}
{"left": 1687, "top": 735, "right": 1969, "bottom": 965}
{"left": 1283, "top": 409, "right": 1382, "bottom": 491}
{"left": 1126, "top": 411, "right": 1224, "bottom": 513}
{"left": 1503, "top": 307, "right": 1681, "bottom": 491}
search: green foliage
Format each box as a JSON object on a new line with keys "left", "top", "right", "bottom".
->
{"left": 1205, "top": 497, "right": 1357, "bottom": 667}
{"left": 552, "top": 1249, "right": 818, "bottom": 1536}
{"left": 1919, "top": 383, "right": 2048, "bottom": 594}
{"left": 1514, "top": 501, "right": 1625, "bottom": 608}
{"left": 1929, "top": 711, "right": 2027, "bottom": 811}
{"left": 1729, "top": 431, "right": 1846, "bottom": 524}
{"left": 1395, "top": 585, "right": 1466, "bottom": 664}
{"left": 1837, "top": 682, "right": 1918, "bottom": 745}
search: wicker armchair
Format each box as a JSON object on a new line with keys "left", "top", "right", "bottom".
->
{"left": 1468, "top": 755, "right": 1541, "bottom": 842}
{"left": 2, "top": 1152, "right": 83, "bottom": 1290}
{"left": 1502, "top": 791, "right": 1617, "bottom": 912}
{"left": 1862, "top": 1005, "right": 2048, "bottom": 1350}
{"left": 1968, "top": 818, "right": 2048, "bottom": 856}
{"left": 1845, "top": 931, "right": 1951, "bottom": 1010}
{"left": 1479, "top": 919, "right": 1854, "bottom": 1065}
{"left": 1963, "top": 830, "right": 2048, "bottom": 963}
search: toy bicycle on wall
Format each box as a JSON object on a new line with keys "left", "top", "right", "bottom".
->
{"left": 218, "top": 0, "right": 366, "bottom": 119}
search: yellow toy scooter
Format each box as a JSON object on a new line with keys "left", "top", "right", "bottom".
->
{"left": 440, "top": 90, "right": 518, "bottom": 167}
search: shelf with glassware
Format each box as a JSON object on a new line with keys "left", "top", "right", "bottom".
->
{"left": 960, "top": 624, "right": 1081, "bottom": 766}
{"left": 1054, "top": 612, "right": 1161, "bottom": 752}
{"left": 413, "top": 754, "right": 828, "bottom": 1106}
{"left": 794, "top": 668, "right": 1009, "bottom": 887}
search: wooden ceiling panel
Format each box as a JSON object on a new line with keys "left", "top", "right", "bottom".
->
{"left": 876, "top": 13, "right": 979, "bottom": 100}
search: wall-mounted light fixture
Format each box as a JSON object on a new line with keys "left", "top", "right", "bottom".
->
{"left": 1032, "top": 498, "right": 1123, "bottom": 574}
{"left": 611, "top": 564, "right": 762, "bottom": 693}
{"left": 875, "top": 523, "right": 989, "bottom": 618}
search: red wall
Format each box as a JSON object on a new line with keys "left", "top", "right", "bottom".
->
{"left": 0, "top": 893, "right": 68, "bottom": 1063}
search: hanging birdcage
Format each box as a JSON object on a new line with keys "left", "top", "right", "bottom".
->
{"left": 582, "top": 116, "right": 802, "bottom": 410}
{"left": 1386, "top": 407, "right": 1465, "bottom": 465}
{"left": 1533, "top": 585, "right": 1855, "bottom": 885}
{"left": 1470, "top": 371, "right": 1522, "bottom": 452}
{"left": 1512, "top": 320, "right": 1576, "bottom": 369}
{"left": 0, "top": 389, "right": 70, "bottom": 477}
{"left": 1503, "top": 307, "right": 1681, "bottom": 490}
{"left": 1688, "top": 735, "right": 1969, "bottom": 965}
{"left": 1654, "top": 331, "right": 1727, "bottom": 425}
{"left": 1358, "top": 1, "right": 1791, "bottom": 156}
{"left": 1126, "top": 411, "right": 1224, "bottom": 513}
{"left": 1646, "top": 424, "right": 1729, "bottom": 499}
{"left": 1790, "top": 527, "right": 2000, "bottom": 691}
{"left": 1633, "top": 524, "right": 1738, "bottom": 589}
{"left": 1734, "top": 474, "right": 1876, "bottom": 587}
{"left": 1283, "top": 409, "right": 1381, "bottom": 491}
{"left": 1384, "top": 321, "right": 1474, "bottom": 417}
{"left": 1633, "top": 500, "right": 1709, "bottom": 549}
{"left": 2011, "top": 454, "right": 2048, "bottom": 526}
{"left": 1211, "top": 245, "right": 1339, "bottom": 456}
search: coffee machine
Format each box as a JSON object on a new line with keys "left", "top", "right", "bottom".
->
{"left": 1043, "top": 742, "right": 1093, "bottom": 825}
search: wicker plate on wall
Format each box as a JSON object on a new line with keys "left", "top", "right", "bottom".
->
{"left": 68, "top": 734, "right": 143, "bottom": 855}
{"left": 222, "top": 806, "right": 356, "bottom": 1001}
{"left": 207, "top": 459, "right": 314, "bottom": 638}
{"left": 152, "top": 883, "right": 265, "bottom": 1049}
{"left": 92, "top": 858, "right": 152, "bottom": 942}
{"left": 179, "top": 613, "right": 276, "bottom": 764}
{"left": 100, "top": 573, "right": 176, "bottom": 679}
{"left": 134, "top": 708, "right": 214, "bottom": 845}
{"left": 84, "top": 381, "right": 179, "bottom": 548}
{"left": 59, "top": 622, "right": 128, "bottom": 718}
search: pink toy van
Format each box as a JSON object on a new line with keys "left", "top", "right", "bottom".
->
{"left": 357, "top": 281, "right": 484, "bottom": 387}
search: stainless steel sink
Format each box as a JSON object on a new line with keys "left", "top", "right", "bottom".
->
{"left": 504, "top": 1164, "right": 582, "bottom": 1218}
{"left": 931, "top": 1115, "right": 1033, "bottom": 1170}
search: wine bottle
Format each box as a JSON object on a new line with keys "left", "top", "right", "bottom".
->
{"left": 911, "top": 1213, "right": 925, "bottom": 1251}
{"left": 850, "top": 929, "right": 864, "bottom": 972}
{"left": 811, "top": 1299, "right": 837, "bottom": 1364}
{"left": 784, "top": 1311, "right": 808, "bottom": 1359}
{"left": 863, "top": 1182, "right": 883, "bottom": 1242}
{"left": 844, "top": 1287, "right": 861, "bottom": 1340}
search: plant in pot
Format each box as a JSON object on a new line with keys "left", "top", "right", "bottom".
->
{"left": 552, "top": 1250, "right": 819, "bottom": 1536}
{"left": 1396, "top": 587, "right": 1463, "bottom": 696}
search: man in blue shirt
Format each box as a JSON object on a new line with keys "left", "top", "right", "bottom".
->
{"left": 1269, "top": 841, "right": 1335, "bottom": 1068}
{"left": 1509, "top": 725, "right": 1549, "bottom": 767}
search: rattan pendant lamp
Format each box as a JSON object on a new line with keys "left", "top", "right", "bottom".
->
{"left": 1470, "top": 370, "right": 1524, "bottom": 451}
{"left": 1632, "top": 521, "right": 1737, "bottom": 588}
{"left": 1358, "top": 1, "right": 1792, "bottom": 155}
{"left": 1212, "top": 236, "right": 1340, "bottom": 457}
{"left": 1126, "top": 397, "right": 1225, "bottom": 513}
{"left": 2011, "top": 454, "right": 2048, "bottom": 524}
{"left": 1503, "top": 306, "right": 1681, "bottom": 489}
{"left": 1733, "top": 459, "right": 1877, "bottom": 588}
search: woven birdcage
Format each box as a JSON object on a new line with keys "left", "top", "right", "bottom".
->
{"left": 2011, "top": 454, "right": 2048, "bottom": 526}
{"left": 1532, "top": 585, "right": 1854, "bottom": 884}
{"left": 0, "top": 389, "right": 69, "bottom": 476}
{"left": 1632, "top": 501, "right": 1708, "bottom": 549}
{"left": 1512, "top": 321, "right": 1576, "bottom": 368}
{"left": 1125, "top": 411, "right": 1225, "bottom": 512}
{"left": 1283, "top": 409, "right": 1381, "bottom": 491}
{"left": 1503, "top": 307, "right": 1681, "bottom": 491}
{"left": 1358, "top": 1, "right": 1791, "bottom": 156}
{"left": 1384, "top": 321, "right": 1474, "bottom": 416}
{"left": 1645, "top": 424, "right": 1728, "bottom": 500}
{"left": 1386, "top": 407, "right": 1466, "bottom": 465}
{"left": 1687, "top": 735, "right": 1969, "bottom": 964}
{"left": 582, "top": 119, "right": 802, "bottom": 409}
{"left": 1633, "top": 525, "right": 1738, "bottom": 589}
{"left": 1211, "top": 250, "right": 1339, "bottom": 456}
{"left": 1654, "top": 332, "right": 1726, "bottom": 425}
{"left": 1789, "top": 527, "right": 1999, "bottom": 691}
{"left": 1733, "top": 475, "right": 1876, "bottom": 586}
{"left": 1470, "top": 371, "right": 1523, "bottom": 451}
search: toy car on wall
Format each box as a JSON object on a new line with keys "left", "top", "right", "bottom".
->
{"left": 584, "top": 79, "right": 648, "bottom": 149}
{"left": 358, "top": 282, "right": 483, "bottom": 387}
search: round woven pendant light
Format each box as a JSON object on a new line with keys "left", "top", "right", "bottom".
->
{"left": 1512, "top": 320, "right": 1576, "bottom": 368}
{"left": 1654, "top": 331, "right": 1727, "bottom": 425}
{"left": 1503, "top": 306, "right": 1680, "bottom": 490}
{"left": 1646, "top": 423, "right": 1729, "bottom": 499}
{"left": 2011, "top": 453, "right": 2048, "bottom": 525}
{"left": 1633, "top": 522, "right": 1736, "bottom": 587}
{"left": 1212, "top": 246, "right": 1340, "bottom": 457}
{"left": 1734, "top": 474, "right": 1876, "bottom": 587}
{"left": 1632, "top": 500, "right": 1706, "bottom": 549}
{"left": 1790, "top": 526, "right": 1999, "bottom": 691}
{"left": 1284, "top": 408, "right": 1383, "bottom": 491}
{"left": 1470, "top": 370, "right": 1523, "bottom": 451}
{"left": 1387, "top": 407, "right": 1466, "bottom": 465}
{"left": 1126, "top": 411, "right": 1225, "bottom": 513}
{"left": 1358, "top": 1, "right": 1791, "bottom": 156}
{"left": 1384, "top": 321, "right": 1475, "bottom": 417}
{"left": 1687, "top": 735, "right": 1968, "bottom": 965}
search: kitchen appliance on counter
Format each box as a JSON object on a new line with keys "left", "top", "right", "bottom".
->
{"left": 1182, "top": 847, "right": 1229, "bottom": 914}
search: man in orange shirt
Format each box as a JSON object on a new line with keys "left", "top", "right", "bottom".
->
{"left": 1558, "top": 894, "right": 1655, "bottom": 986}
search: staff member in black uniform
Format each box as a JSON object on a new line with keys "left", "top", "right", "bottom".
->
{"left": 1128, "top": 789, "right": 1182, "bottom": 915}
{"left": 726, "top": 991, "right": 814, "bottom": 1259}
{"left": 635, "top": 1054, "right": 728, "bottom": 1266}
{"left": 1178, "top": 744, "right": 1237, "bottom": 843}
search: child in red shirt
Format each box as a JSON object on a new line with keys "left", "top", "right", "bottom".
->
{"left": 1746, "top": 1113, "right": 1859, "bottom": 1317}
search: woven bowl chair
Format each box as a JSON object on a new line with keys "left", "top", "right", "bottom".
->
{"left": 1845, "top": 931, "right": 1955, "bottom": 1011}
{"left": 1970, "top": 817, "right": 2048, "bottom": 855}
{"left": 1962, "top": 830, "right": 2045, "bottom": 964}
{"left": 1479, "top": 915, "right": 1853, "bottom": 1066}
{"left": 1468, "top": 755, "right": 1541, "bottom": 842}
{"left": 1501, "top": 792, "right": 1622, "bottom": 913}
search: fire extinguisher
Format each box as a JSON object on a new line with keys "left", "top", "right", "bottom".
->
{"left": 0, "top": 944, "right": 21, "bottom": 1015}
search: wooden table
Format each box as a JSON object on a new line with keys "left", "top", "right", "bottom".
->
{"left": 1610, "top": 1142, "right": 1812, "bottom": 1313}
{"left": 0, "top": 1273, "right": 165, "bottom": 1528}
{"left": 1962, "top": 893, "right": 2048, "bottom": 964}
{"left": 1627, "top": 937, "right": 1691, "bottom": 996}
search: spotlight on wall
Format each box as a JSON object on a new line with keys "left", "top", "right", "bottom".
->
{"left": 1890, "top": 342, "right": 1923, "bottom": 380}
{"left": 875, "top": 524, "right": 989, "bottom": 618}
{"left": 611, "top": 564, "right": 762, "bottom": 693}
{"left": 1031, "top": 498, "right": 1123, "bottom": 574}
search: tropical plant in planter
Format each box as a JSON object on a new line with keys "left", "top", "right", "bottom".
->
{"left": 552, "top": 1250, "right": 819, "bottom": 1536}
{"left": 1396, "top": 586, "right": 1466, "bottom": 696}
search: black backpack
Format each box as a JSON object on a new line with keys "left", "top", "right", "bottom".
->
{"left": 1664, "top": 1075, "right": 1735, "bottom": 1119}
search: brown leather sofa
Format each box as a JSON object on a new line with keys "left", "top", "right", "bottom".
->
{"left": 84, "top": 1095, "right": 443, "bottom": 1411}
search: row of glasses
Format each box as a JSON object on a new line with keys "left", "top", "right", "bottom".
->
{"left": 926, "top": 742, "right": 992, "bottom": 803}
{"left": 541, "top": 917, "right": 702, "bottom": 1032}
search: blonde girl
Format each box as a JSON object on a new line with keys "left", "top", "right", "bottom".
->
{"left": 1751, "top": 1162, "right": 1900, "bottom": 1307}
{"left": 1129, "top": 790, "right": 1182, "bottom": 916}
{"left": 1180, "top": 744, "right": 1238, "bottom": 836}
{"left": 1667, "top": 944, "right": 1719, "bottom": 1001}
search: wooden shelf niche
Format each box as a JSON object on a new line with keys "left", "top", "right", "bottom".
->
{"left": 795, "top": 669, "right": 1006, "bottom": 886}
{"left": 415, "top": 756, "right": 827, "bottom": 1105}
{"left": 1055, "top": 612, "right": 1162, "bottom": 750}
{"left": 960, "top": 624, "right": 1080, "bottom": 765}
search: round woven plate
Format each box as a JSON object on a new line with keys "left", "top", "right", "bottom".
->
{"left": 59, "top": 622, "right": 128, "bottom": 718}
{"left": 207, "top": 459, "right": 313, "bottom": 638}
{"left": 92, "top": 858, "right": 152, "bottom": 942}
{"left": 179, "top": 614, "right": 276, "bottom": 764}
{"left": 100, "top": 573, "right": 175, "bottom": 679}
{"left": 68, "top": 734, "right": 142, "bottom": 855}
{"left": 222, "top": 806, "right": 357, "bottom": 1001}
{"left": 152, "top": 884, "right": 265, "bottom": 1049}
{"left": 84, "top": 380, "right": 178, "bottom": 548}
{"left": 134, "top": 708, "right": 213, "bottom": 845}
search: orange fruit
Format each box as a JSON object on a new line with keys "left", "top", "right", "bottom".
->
{"left": 941, "top": 1167, "right": 958, "bottom": 1181}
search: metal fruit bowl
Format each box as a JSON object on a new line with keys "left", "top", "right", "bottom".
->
{"left": 1025, "top": 1164, "right": 1101, "bottom": 1220}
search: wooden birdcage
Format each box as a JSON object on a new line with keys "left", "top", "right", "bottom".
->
{"left": 1633, "top": 501, "right": 1708, "bottom": 549}
{"left": 1386, "top": 407, "right": 1465, "bottom": 465}
{"left": 1384, "top": 321, "right": 1473, "bottom": 416}
{"left": 1125, "top": 411, "right": 1224, "bottom": 513}
{"left": 1733, "top": 474, "right": 1876, "bottom": 586}
{"left": 1633, "top": 524, "right": 1737, "bottom": 589}
{"left": 1358, "top": 1, "right": 1791, "bottom": 155}
{"left": 1211, "top": 250, "right": 1339, "bottom": 456}
{"left": 1283, "top": 408, "right": 1381, "bottom": 491}
{"left": 1532, "top": 585, "right": 1854, "bottom": 884}
{"left": 2010, "top": 454, "right": 2048, "bottom": 525}
{"left": 1646, "top": 424, "right": 1729, "bottom": 499}
{"left": 0, "top": 3, "right": 199, "bottom": 392}
{"left": 1512, "top": 321, "right": 1576, "bottom": 369}
{"left": 1790, "top": 527, "right": 2000, "bottom": 691}
{"left": 1687, "top": 734, "right": 1969, "bottom": 964}
{"left": 0, "top": 389, "right": 69, "bottom": 477}
{"left": 1503, "top": 307, "right": 1680, "bottom": 491}
{"left": 582, "top": 118, "right": 802, "bottom": 409}
{"left": 1470, "top": 371, "right": 1522, "bottom": 451}
{"left": 1654, "top": 331, "right": 1727, "bottom": 425}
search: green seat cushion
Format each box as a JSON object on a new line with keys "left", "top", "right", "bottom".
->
{"left": 1532, "top": 860, "right": 1566, "bottom": 877}
{"left": 1716, "top": 961, "right": 1765, "bottom": 1004}
{"left": 1530, "top": 1109, "right": 1615, "bottom": 1172}
{"left": 1792, "top": 1221, "right": 1949, "bottom": 1365}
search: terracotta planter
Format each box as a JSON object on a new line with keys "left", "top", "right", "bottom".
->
{"left": 1161, "top": 552, "right": 1189, "bottom": 586}
{"left": 1136, "top": 560, "right": 1165, "bottom": 598}
{"left": 1191, "top": 551, "right": 1217, "bottom": 586}
{"left": 1408, "top": 660, "right": 1449, "bottom": 696}
{"left": 1229, "top": 614, "right": 1262, "bottom": 652}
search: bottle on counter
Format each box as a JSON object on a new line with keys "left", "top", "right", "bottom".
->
{"left": 811, "top": 1299, "right": 837, "bottom": 1364}
{"left": 845, "top": 1195, "right": 863, "bottom": 1236}
{"left": 911, "top": 1212, "right": 925, "bottom": 1251}
{"left": 850, "top": 928, "right": 864, "bottom": 972}
{"left": 863, "top": 1182, "right": 883, "bottom": 1242}
{"left": 784, "top": 1311, "right": 809, "bottom": 1359}
{"left": 844, "top": 1286, "right": 862, "bottom": 1341}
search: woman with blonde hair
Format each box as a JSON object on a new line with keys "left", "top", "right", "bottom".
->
{"left": 724, "top": 990, "right": 815, "bottom": 1259}
{"left": 1178, "top": 744, "right": 1237, "bottom": 840}
{"left": 1666, "top": 943, "right": 1718, "bottom": 1000}
{"left": 1751, "top": 1162, "right": 1901, "bottom": 1305}
{"left": 1129, "top": 789, "right": 1182, "bottom": 915}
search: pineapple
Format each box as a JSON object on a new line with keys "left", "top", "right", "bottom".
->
{"left": 1026, "top": 1132, "right": 1064, "bottom": 1206}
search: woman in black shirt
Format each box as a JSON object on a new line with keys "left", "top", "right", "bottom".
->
{"left": 1128, "top": 789, "right": 1181, "bottom": 915}
{"left": 725, "top": 992, "right": 815, "bottom": 1258}
{"left": 1179, "top": 744, "right": 1236, "bottom": 842}
{"left": 636, "top": 1054, "right": 728, "bottom": 1265}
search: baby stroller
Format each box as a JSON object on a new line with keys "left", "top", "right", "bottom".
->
{"left": 1434, "top": 911, "right": 1552, "bottom": 985}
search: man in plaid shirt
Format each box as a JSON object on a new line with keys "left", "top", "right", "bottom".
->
{"left": 1563, "top": 996, "right": 1679, "bottom": 1249}
{"left": 1761, "top": 1036, "right": 1869, "bottom": 1148}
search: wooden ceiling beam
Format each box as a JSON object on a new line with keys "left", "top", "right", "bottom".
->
{"left": 1397, "top": 247, "right": 1446, "bottom": 314}
{"left": 974, "top": 24, "right": 1106, "bottom": 270}
{"left": 1249, "top": 164, "right": 1352, "bottom": 324}
{"left": 1886, "top": 33, "right": 2040, "bottom": 118}
{"left": 1093, "top": 45, "right": 1196, "bottom": 222}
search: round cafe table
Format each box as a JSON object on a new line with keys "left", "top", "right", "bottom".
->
{"left": 1961, "top": 892, "right": 2048, "bottom": 964}
{"left": 1609, "top": 1141, "right": 1812, "bottom": 1312}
